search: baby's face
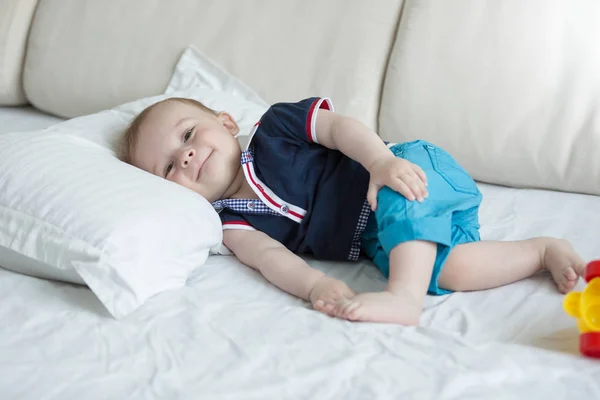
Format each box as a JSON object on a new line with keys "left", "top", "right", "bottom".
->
{"left": 131, "top": 100, "right": 241, "bottom": 202}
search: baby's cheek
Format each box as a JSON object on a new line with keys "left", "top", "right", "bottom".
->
{"left": 171, "top": 174, "right": 190, "bottom": 189}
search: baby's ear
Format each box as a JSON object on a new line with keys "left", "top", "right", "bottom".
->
{"left": 217, "top": 112, "right": 240, "bottom": 136}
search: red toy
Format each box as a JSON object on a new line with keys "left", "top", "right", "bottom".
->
{"left": 564, "top": 260, "right": 600, "bottom": 358}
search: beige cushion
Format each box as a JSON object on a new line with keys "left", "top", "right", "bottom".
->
{"left": 24, "top": 0, "right": 402, "bottom": 128}
{"left": 0, "top": 0, "right": 38, "bottom": 105}
{"left": 380, "top": 0, "right": 600, "bottom": 196}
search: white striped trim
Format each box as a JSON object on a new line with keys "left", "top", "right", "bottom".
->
{"left": 223, "top": 221, "right": 256, "bottom": 231}
{"left": 241, "top": 115, "right": 307, "bottom": 224}
{"left": 242, "top": 160, "right": 306, "bottom": 224}
{"left": 244, "top": 122, "right": 261, "bottom": 150}
{"left": 307, "top": 97, "right": 334, "bottom": 144}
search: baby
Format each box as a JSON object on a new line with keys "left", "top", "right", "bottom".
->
{"left": 120, "top": 96, "right": 586, "bottom": 325}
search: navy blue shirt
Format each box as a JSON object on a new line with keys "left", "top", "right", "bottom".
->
{"left": 216, "top": 97, "right": 371, "bottom": 261}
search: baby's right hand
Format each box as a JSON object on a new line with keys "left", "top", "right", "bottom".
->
{"left": 367, "top": 155, "right": 428, "bottom": 210}
{"left": 309, "top": 276, "right": 356, "bottom": 317}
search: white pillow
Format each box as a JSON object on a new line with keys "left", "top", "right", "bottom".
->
{"left": 0, "top": 45, "right": 269, "bottom": 318}
{"left": 166, "top": 46, "right": 268, "bottom": 107}
{"left": 0, "top": 129, "right": 222, "bottom": 318}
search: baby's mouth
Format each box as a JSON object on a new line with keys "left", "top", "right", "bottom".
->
{"left": 196, "top": 149, "right": 213, "bottom": 181}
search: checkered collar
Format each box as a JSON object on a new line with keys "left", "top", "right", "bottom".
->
{"left": 212, "top": 198, "right": 282, "bottom": 216}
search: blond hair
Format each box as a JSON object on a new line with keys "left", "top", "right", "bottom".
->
{"left": 119, "top": 97, "right": 217, "bottom": 164}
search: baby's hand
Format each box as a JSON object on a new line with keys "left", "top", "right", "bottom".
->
{"left": 367, "top": 155, "right": 428, "bottom": 210}
{"left": 309, "top": 276, "right": 356, "bottom": 317}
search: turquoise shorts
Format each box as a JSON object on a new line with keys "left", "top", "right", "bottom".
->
{"left": 361, "top": 141, "right": 482, "bottom": 295}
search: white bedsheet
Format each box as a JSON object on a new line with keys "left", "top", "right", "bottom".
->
{"left": 0, "top": 106, "right": 63, "bottom": 134}
{"left": 1, "top": 107, "right": 599, "bottom": 399}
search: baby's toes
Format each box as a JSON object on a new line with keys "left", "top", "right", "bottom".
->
{"left": 339, "top": 301, "right": 362, "bottom": 321}
{"left": 344, "top": 303, "right": 363, "bottom": 321}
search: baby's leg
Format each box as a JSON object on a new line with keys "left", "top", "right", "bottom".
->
{"left": 333, "top": 240, "right": 436, "bottom": 325}
{"left": 438, "top": 238, "right": 586, "bottom": 293}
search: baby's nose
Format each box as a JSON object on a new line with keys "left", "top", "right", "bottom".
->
{"left": 180, "top": 149, "right": 195, "bottom": 167}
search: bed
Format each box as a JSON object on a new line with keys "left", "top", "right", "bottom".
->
{"left": 1, "top": 106, "right": 599, "bottom": 399}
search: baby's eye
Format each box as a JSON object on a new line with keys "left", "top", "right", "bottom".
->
{"left": 164, "top": 162, "right": 174, "bottom": 178}
{"left": 183, "top": 128, "right": 193, "bottom": 142}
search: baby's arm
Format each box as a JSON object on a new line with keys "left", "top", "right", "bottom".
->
{"left": 315, "top": 109, "right": 428, "bottom": 209}
{"left": 223, "top": 229, "right": 355, "bottom": 314}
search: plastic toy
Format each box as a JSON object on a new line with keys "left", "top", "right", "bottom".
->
{"left": 564, "top": 260, "right": 600, "bottom": 358}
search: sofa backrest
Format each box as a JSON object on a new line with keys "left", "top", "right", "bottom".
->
{"left": 380, "top": 0, "right": 600, "bottom": 196}
{"left": 2, "top": 0, "right": 599, "bottom": 196}
{"left": 0, "top": 0, "right": 39, "bottom": 105}
{"left": 19, "top": 0, "right": 403, "bottom": 130}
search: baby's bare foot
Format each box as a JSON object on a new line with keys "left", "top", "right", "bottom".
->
{"left": 310, "top": 276, "right": 356, "bottom": 317}
{"left": 332, "top": 290, "right": 421, "bottom": 326}
{"left": 542, "top": 238, "right": 586, "bottom": 293}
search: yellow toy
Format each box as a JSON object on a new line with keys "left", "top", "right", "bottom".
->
{"left": 564, "top": 260, "right": 600, "bottom": 358}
